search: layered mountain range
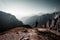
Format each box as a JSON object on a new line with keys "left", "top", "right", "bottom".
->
{"left": 0, "top": 11, "right": 60, "bottom": 40}
{"left": 22, "top": 12, "right": 60, "bottom": 28}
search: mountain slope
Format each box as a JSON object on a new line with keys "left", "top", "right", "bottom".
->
{"left": 0, "top": 11, "right": 23, "bottom": 33}
{"left": 22, "top": 12, "right": 60, "bottom": 27}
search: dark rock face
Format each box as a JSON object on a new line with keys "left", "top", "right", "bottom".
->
{"left": 45, "top": 14, "right": 60, "bottom": 32}
{"left": 0, "top": 11, "right": 23, "bottom": 33}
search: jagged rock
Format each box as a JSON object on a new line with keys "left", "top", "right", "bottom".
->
{"left": 45, "top": 14, "right": 60, "bottom": 33}
{"left": 0, "top": 27, "right": 47, "bottom": 40}
{"left": 0, "top": 27, "right": 60, "bottom": 40}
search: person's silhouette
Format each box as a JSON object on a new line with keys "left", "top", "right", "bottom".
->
{"left": 35, "top": 20, "right": 38, "bottom": 27}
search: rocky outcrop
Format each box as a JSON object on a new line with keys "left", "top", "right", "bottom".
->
{"left": 45, "top": 14, "right": 60, "bottom": 32}
{"left": 0, "top": 27, "right": 60, "bottom": 40}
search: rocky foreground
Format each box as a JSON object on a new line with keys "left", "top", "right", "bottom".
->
{"left": 0, "top": 27, "right": 60, "bottom": 40}
{"left": 0, "top": 12, "right": 60, "bottom": 40}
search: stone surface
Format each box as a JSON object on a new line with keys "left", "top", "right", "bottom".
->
{"left": 0, "top": 27, "right": 60, "bottom": 40}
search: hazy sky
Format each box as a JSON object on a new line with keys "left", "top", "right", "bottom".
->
{"left": 0, "top": 0, "right": 60, "bottom": 20}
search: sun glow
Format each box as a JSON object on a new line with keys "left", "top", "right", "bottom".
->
{"left": 1, "top": 7, "right": 31, "bottom": 19}
{"left": 1, "top": 6, "right": 41, "bottom": 20}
